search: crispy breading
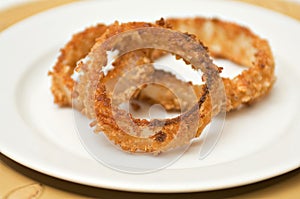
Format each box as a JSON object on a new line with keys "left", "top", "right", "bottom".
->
{"left": 49, "top": 24, "right": 107, "bottom": 106}
{"left": 49, "top": 17, "right": 275, "bottom": 153}
{"left": 75, "top": 21, "right": 220, "bottom": 153}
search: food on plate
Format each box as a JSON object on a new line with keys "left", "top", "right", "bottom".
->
{"left": 73, "top": 21, "right": 222, "bottom": 153}
{"left": 49, "top": 17, "right": 275, "bottom": 153}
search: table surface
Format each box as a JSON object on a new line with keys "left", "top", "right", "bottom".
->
{"left": 0, "top": 0, "right": 300, "bottom": 198}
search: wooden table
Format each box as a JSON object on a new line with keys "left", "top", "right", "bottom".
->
{"left": 0, "top": 0, "right": 299, "bottom": 198}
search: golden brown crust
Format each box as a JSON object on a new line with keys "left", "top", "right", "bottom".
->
{"left": 49, "top": 18, "right": 274, "bottom": 112}
{"left": 49, "top": 17, "right": 275, "bottom": 153}
{"left": 74, "top": 21, "right": 219, "bottom": 153}
{"left": 138, "top": 18, "right": 275, "bottom": 111}
{"left": 48, "top": 24, "right": 107, "bottom": 106}
{"left": 173, "top": 18, "right": 275, "bottom": 111}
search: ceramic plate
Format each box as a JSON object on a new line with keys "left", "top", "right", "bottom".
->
{"left": 0, "top": 0, "right": 299, "bottom": 192}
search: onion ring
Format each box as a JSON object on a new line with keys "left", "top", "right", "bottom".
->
{"left": 137, "top": 18, "right": 275, "bottom": 111}
{"left": 73, "top": 21, "right": 223, "bottom": 153}
{"left": 49, "top": 17, "right": 275, "bottom": 153}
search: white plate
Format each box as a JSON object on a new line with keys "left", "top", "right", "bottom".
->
{"left": 0, "top": 0, "right": 300, "bottom": 193}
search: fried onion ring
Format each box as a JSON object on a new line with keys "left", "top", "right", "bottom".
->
{"left": 73, "top": 21, "right": 223, "bottom": 153}
{"left": 137, "top": 18, "right": 275, "bottom": 111}
{"left": 49, "top": 17, "right": 275, "bottom": 153}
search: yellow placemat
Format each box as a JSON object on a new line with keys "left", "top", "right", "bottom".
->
{"left": 0, "top": 0, "right": 299, "bottom": 198}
